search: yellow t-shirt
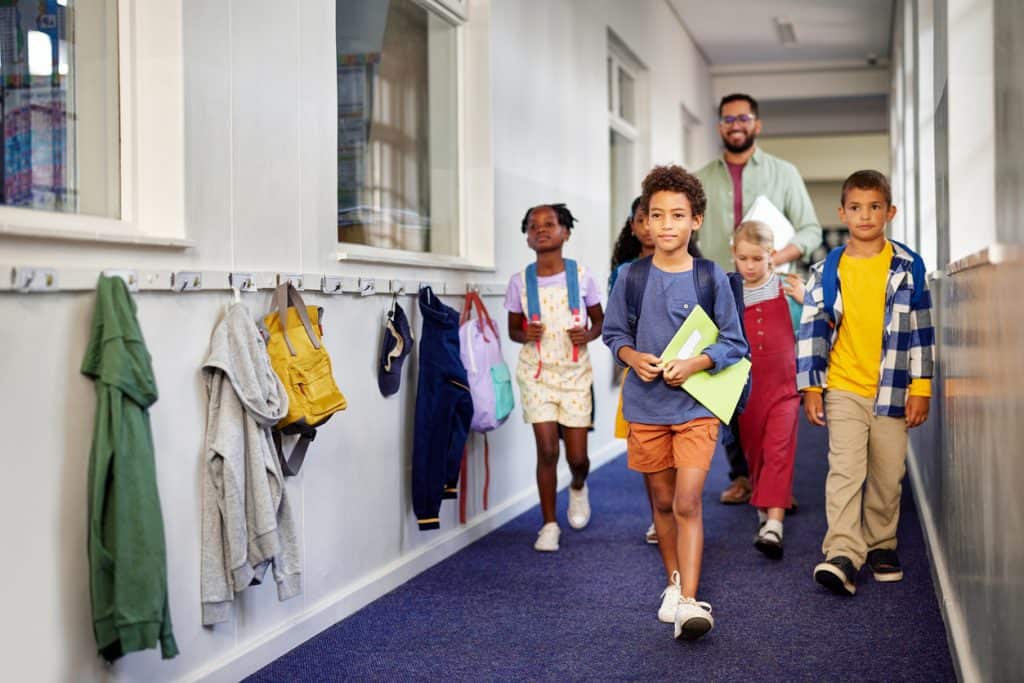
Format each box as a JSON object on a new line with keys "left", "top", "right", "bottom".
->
{"left": 822, "top": 241, "right": 931, "bottom": 399}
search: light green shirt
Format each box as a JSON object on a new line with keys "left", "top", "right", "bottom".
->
{"left": 695, "top": 146, "right": 822, "bottom": 271}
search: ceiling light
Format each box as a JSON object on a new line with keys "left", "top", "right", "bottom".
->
{"left": 773, "top": 17, "right": 797, "bottom": 47}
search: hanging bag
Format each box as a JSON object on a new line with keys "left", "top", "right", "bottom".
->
{"left": 262, "top": 283, "right": 347, "bottom": 475}
{"left": 459, "top": 290, "right": 514, "bottom": 432}
{"left": 457, "top": 290, "right": 514, "bottom": 522}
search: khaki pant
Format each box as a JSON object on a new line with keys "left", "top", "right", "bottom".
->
{"left": 822, "top": 390, "right": 908, "bottom": 568}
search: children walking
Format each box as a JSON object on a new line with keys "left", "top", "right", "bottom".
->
{"left": 505, "top": 203, "right": 604, "bottom": 552}
{"left": 603, "top": 165, "right": 748, "bottom": 640}
{"left": 798, "top": 170, "right": 934, "bottom": 595}
{"left": 732, "top": 220, "right": 804, "bottom": 559}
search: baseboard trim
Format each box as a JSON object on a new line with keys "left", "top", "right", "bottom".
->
{"left": 190, "top": 440, "right": 625, "bottom": 682}
{"left": 907, "top": 450, "right": 981, "bottom": 683}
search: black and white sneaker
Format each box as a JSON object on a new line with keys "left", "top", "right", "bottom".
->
{"left": 867, "top": 548, "right": 904, "bottom": 582}
{"left": 814, "top": 556, "right": 857, "bottom": 595}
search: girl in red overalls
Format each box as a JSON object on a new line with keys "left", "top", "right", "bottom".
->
{"left": 732, "top": 221, "right": 806, "bottom": 559}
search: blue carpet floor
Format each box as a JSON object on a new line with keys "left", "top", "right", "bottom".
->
{"left": 249, "top": 416, "right": 955, "bottom": 681}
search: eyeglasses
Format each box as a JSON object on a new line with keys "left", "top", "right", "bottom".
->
{"left": 719, "top": 114, "right": 756, "bottom": 125}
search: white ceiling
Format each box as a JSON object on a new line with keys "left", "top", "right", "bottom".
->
{"left": 669, "top": 0, "right": 894, "bottom": 67}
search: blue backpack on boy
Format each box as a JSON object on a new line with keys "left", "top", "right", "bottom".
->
{"left": 621, "top": 256, "right": 752, "bottom": 417}
{"left": 819, "top": 240, "right": 927, "bottom": 323}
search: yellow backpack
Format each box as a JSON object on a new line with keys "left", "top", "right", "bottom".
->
{"left": 262, "top": 283, "right": 347, "bottom": 475}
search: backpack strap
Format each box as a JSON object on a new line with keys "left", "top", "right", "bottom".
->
{"left": 524, "top": 263, "right": 542, "bottom": 323}
{"left": 523, "top": 265, "right": 543, "bottom": 378}
{"left": 692, "top": 258, "right": 717, "bottom": 317}
{"left": 564, "top": 259, "right": 582, "bottom": 362}
{"left": 275, "top": 283, "right": 320, "bottom": 356}
{"left": 821, "top": 245, "right": 845, "bottom": 323}
{"left": 623, "top": 255, "right": 653, "bottom": 334}
{"left": 890, "top": 239, "right": 927, "bottom": 307}
{"left": 273, "top": 427, "right": 316, "bottom": 477}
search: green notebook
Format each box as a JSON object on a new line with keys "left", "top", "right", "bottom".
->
{"left": 660, "top": 305, "right": 751, "bottom": 423}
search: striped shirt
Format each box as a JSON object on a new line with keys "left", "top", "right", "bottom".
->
{"left": 742, "top": 272, "right": 782, "bottom": 307}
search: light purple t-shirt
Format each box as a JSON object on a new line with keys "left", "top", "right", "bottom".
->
{"left": 504, "top": 267, "right": 603, "bottom": 314}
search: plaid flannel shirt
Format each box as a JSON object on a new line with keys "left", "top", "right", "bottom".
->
{"left": 796, "top": 240, "right": 935, "bottom": 417}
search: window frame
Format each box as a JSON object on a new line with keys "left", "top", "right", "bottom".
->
{"left": 0, "top": 0, "right": 189, "bottom": 248}
{"left": 335, "top": 0, "right": 494, "bottom": 272}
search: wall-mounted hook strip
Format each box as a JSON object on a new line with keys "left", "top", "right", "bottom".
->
{"left": 466, "top": 281, "right": 506, "bottom": 296}
{"left": 358, "top": 277, "right": 377, "bottom": 296}
{"left": 171, "top": 271, "right": 202, "bottom": 292}
{"left": 417, "top": 280, "right": 446, "bottom": 295}
{"left": 229, "top": 272, "right": 258, "bottom": 292}
{"left": 103, "top": 269, "right": 139, "bottom": 292}
{"left": 277, "top": 273, "right": 304, "bottom": 290}
{"left": 11, "top": 266, "right": 59, "bottom": 293}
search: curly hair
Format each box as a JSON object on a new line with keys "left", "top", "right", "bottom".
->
{"left": 520, "top": 203, "right": 578, "bottom": 233}
{"left": 640, "top": 164, "right": 707, "bottom": 218}
{"left": 610, "top": 197, "right": 644, "bottom": 273}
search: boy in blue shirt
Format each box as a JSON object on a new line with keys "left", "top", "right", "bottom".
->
{"left": 603, "top": 165, "right": 747, "bottom": 641}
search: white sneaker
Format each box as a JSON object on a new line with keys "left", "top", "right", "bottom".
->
{"left": 658, "top": 579, "right": 681, "bottom": 623}
{"left": 674, "top": 596, "right": 714, "bottom": 640}
{"left": 567, "top": 484, "right": 591, "bottom": 530}
{"left": 534, "top": 522, "right": 560, "bottom": 552}
{"left": 645, "top": 523, "right": 659, "bottom": 544}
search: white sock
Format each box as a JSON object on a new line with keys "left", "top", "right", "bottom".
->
{"left": 762, "top": 519, "right": 784, "bottom": 538}
{"left": 757, "top": 509, "right": 768, "bottom": 526}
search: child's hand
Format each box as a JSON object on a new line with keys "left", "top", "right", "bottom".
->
{"left": 905, "top": 395, "right": 930, "bottom": 428}
{"left": 662, "top": 358, "right": 698, "bottom": 387}
{"left": 524, "top": 320, "right": 544, "bottom": 342}
{"left": 803, "top": 391, "right": 826, "bottom": 426}
{"left": 783, "top": 272, "right": 806, "bottom": 304}
{"left": 566, "top": 326, "right": 590, "bottom": 346}
{"left": 622, "top": 349, "right": 663, "bottom": 382}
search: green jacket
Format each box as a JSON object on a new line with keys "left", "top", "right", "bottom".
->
{"left": 695, "top": 146, "right": 822, "bottom": 270}
{"left": 81, "top": 276, "right": 178, "bottom": 662}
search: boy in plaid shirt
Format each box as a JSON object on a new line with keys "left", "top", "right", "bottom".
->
{"left": 797, "top": 170, "right": 935, "bottom": 596}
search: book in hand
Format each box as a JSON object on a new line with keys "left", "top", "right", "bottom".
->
{"left": 659, "top": 305, "right": 750, "bottom": 423}
{"left": 741, "top": 195, "right": 795, "bottom": 273}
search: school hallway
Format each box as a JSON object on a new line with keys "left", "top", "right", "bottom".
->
{"left": 246, "top": 415, "right": 955, "bottom": 682}
{"left": 3, "top": 1, "right": 1022, "bottom": 681}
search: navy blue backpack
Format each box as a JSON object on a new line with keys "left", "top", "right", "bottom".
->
{"left": 622, "top": 256, "right": 752, "bottom": 417}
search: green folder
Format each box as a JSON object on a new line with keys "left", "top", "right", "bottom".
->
{"left": 659, "top": 305, "right": 751, "bottom": 423}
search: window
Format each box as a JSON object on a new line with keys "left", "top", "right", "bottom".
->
{"left": 0, "top": 1, "right": 186, "bottom": 246}
{"left": 607, "top": 34, "right": 646, "bottom": 247}
{"left": 0, "top": 0, "right": 118, "bottom": 217}
{"left": 336, "top": 0, "right": 459, "bottom": 256}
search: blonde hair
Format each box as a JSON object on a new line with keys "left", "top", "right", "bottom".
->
{"left": 733, "top": 220, "right": 774, "bottom": 252}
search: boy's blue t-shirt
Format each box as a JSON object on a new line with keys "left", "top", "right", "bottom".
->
{"left": 602, "top": 261, "right": 748, "bottom": 425}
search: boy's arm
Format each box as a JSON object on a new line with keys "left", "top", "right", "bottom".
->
{"left": 906, "top": 276, "right": 936, "bottom": 427}
{"left": 796, "top": 269, "right": 831, "bottom": 391}
{"left": 700, "top": 270, "right": 748, "bottom": 374}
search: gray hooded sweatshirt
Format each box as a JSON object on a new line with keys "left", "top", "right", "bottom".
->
{"left": 201, "top": 303, "right": 301, "bottom": 625}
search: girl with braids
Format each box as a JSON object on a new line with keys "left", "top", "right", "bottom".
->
{"left": 505, "top": 203, "right": 604, "bottom": 552}
{"left": 609, "top": 197, "right": 655, "bottom": 293}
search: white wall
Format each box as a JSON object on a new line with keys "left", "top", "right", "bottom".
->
{"left": 0, "top": 1, "right": 714, "bottom": 681}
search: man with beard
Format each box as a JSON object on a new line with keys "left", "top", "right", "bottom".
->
{"left": 696, "top": 93, "right": 821, "bottom": 506}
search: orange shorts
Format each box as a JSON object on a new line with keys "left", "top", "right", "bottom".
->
{"left": 627, "top": 418, "right": 719, "bottom": 473}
